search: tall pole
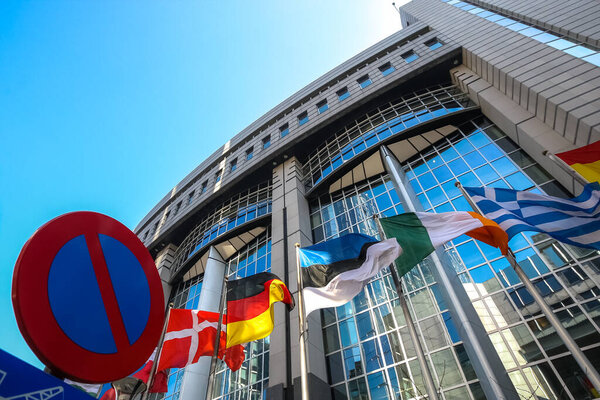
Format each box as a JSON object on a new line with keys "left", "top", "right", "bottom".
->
{"left": 455, "top": 181, "right": 600, "bottom": 391}
{"left": 142, "top": 302, "right": 173, "bottom": 400}
{"left": 379, "top": 145, "right": 519, "bottom": 399}
{"left": 374, "top": 215, "right": 439, "bottom": 400}
{"left": 206, "top": 276, "right": 228, "bottom": 399}
{"left": 542, "top": 150, "right": 589, "bottom": 187}
{"left": 295, "top": 243, "right": 310, "bottom": 400}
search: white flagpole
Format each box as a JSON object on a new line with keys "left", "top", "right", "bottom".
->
{"left": 542, "top": 150, "right": 589, "bottom": 187}
{"left": 206, "top": 276, "right": 228, "bottom": 399}
{"left": 456, "top": 181, "right": 600, "bottom": 391}
{"left": 373, "top": 214, "right": 439, "bottom": 400}
{"left": 142, "top": 302, "right": 173, "bottom": 400}
{"left": 295, "top": 243, "right": 310, "bottom": 400}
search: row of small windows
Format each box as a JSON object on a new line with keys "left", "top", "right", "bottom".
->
{"left": 142, "top": 38, "right": 445, "bottom": 242}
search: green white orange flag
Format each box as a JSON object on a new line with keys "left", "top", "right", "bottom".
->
{"left": 380, "top": 211, "right": 508, "bottom": 277}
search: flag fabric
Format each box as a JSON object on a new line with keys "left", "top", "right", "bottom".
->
{"left": 556, "top": 141, "right": 600, "bottom": 183}
{"left": 99, "top": 352, "right": 168, "bottom": 400}
{"left": 225, "top": 272, "right": 294, "bottom": 348}
{"left": 380, "top": 211, "right": 508, "bottom": 277}
{"left": 298, "top": 234, "right": 401, "bottom": 316}
{"left": 157, "top": 309, "right": 245, "bottom": 371}
{"left": 464, "top": 183, "right": 600, "bottom": 250}
{"left": 64, "top": 379, "right": 102, "bottom": 397}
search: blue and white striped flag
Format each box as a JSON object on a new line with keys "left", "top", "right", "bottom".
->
{"left": 464, "top": 183, "right": 600, "bottom": 250}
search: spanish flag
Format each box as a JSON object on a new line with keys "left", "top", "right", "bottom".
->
{"left": 556, "top": 141, "right": 600, "bottom": 183}
{"left": 225, "top": 272, "right": 294, "bottom": 348}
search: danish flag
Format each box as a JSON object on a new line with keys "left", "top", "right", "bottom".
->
{"left": 157, "top": 309, "right": 245, "bottom": 372}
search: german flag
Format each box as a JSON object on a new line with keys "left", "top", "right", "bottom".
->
{"left": 556, "top": 141, "right": 600, "bottom": 183}
{"left": 225, "top": 272, "right": 294, "bottom": 348}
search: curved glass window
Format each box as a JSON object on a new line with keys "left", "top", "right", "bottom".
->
{"left": 172, "top": 181, "right": 272, "bottom": 276}
{"left": 311, "top": 115, "right": 600, "bottom": 400}
{"left": 302, "top": 85, "right": 475, "bottom": 191}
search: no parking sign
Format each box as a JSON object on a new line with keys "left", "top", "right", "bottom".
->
{"left": 12, "top": 212, "right": 164, "bottom": 383}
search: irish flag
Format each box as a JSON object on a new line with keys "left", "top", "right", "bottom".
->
{"left": 380, "top": 211, "right": 508, "bottom": 277}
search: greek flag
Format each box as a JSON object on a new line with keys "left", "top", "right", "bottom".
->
{"left": 464, "top": 183, "right": 600, "bottom": 250}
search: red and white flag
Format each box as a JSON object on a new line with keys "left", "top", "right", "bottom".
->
{"left": 157, "top": 309, "right": 245, "bottom": 372}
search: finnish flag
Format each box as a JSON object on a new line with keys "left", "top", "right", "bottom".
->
{"left": 464, "top": 183, "right": 600, "bottom": 250}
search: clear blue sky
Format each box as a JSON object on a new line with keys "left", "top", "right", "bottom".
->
{"left": 0, "top": 0, "right": 404, "bottom": 371}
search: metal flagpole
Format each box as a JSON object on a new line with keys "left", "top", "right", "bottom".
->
{"left": 379, "top": 145, "right": 519, "bottom": 400}
{"left": 206, "top": 276, "right": 228, "bottom": 399}
{"left": 142, "top": 302, "right": 173, "bottom": 400}
{"left": 295, "top": 243, "right": 310, "bottom": 400}
{"left": 542, "top": 150, "right": 589, "bottom": 187}
{"left": 455, "top": 181, "right": 600, "bottom": 391}
{"left": 373, "top": 214, "right": 439, "bottom": 400}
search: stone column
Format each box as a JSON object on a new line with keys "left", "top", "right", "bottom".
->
{"left": 179, "top": 246, "right": 226, "bottom": 400}
{"left": 267, "top": 157, "right": 331, "bottom": 400}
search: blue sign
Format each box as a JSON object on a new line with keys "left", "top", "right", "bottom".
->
{"left": 0, "top": 348, "right": 94, "bottom": 400}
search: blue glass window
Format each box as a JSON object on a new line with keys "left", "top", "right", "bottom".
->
{"left": 485, "top": 13, "right": 504, "bottom": 22}
{"left": 456, "top": 241, "right": 486, "bottom": 267}
{"left": 505, "top": 171, "right": 533, "bottom": 190}
{"left": 531, "top": 32, "right": 560, "bottom": 43}
{"left": 491, "top": 157, "right": 518, "bottom": 175}
{"left": 479, "top": 143, "right": 503, "bottom": 161}
{"left": 337, "top": 87, "right": 350, "bottom": 101}
{"left": 583, "top": 53, "right": 600, "bottom": 67}
{"left": 425, "top": 38, "right": 443, "bottom": 50}
{"left": 547, "top": 38, "right": 575, "bottom": 50}
{"left": 363, "top": 339, "right": 383, "bottom": 372}
{"left": 432, "top": 165, "right": 453, "bottom": 182}
{"left": 440, "top": 146, "right": 459, "bottom": 162}
{"left": 507, "top": 22, "right": 529, "bottom": 32}
{"left": 442, "top": 312, "right": 460, "bottom": 343}
{"left": 464, "top": 151, "right": 486, "bottom": 169}
{"left": 358, "top": 75, "right": 372, "bottom": 89}
{"left": 401, "top": 50, "right": 418, "bottom": 63}
{"left": 187, "top": 190, "right": 195, "bottom": 205}
{"left": 419, "top": 169, "right": 437, "bottom": 186}
{"left": 426, "top": 187, "right": 448, "bottom": 206}
{"left": 230, "top": 158, "right": 237, "bottom": 173}
{"left": 316, "top": 99, "right": 329, "bottom": 114}
{"left": 246, "top": 147, "right": 254, "bottom": 160}
{"left": 468, "top": 130, "right": 491, "bottom": 148}
{"left": 520, "top": 26, "right": 544, "bottom": 37}
{"left": 215, "top": 170, "right": 222, "bottom": 183}
{"left": 279, "top": 123, "right": 289, "bottom": 138}
{"left": 262, "top": 135, "right": 270, "bottom": 149}
{"left": 564, "top": 45, "right": 595, "bottom": 58}
{"left": 447, "top": 157, "right": 469, "bottom": 175}
{"left": 367, "top": 372, "right": 388, "bottom": 400}
{"left": 298, "top": 111, "right": 309, "bottom": 126}
{"left": 379, "top": 62, "right": 395, "bottom": 76}
{"left": 475, "top": 164, "right": 500, "bottom": 184}
{"left": 454, "top": 138, "right": 475, "bottom": 154}
{"left": 343, "top": 346, "right": 363, "bottom": 378}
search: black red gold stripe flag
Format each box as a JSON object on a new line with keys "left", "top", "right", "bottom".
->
{"left": 225, "top": 272, "right": 294, "bottom": 347}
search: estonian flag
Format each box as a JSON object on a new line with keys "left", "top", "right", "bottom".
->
{"left": 225, "top": 272, "right": 294, "bottom": 347}
{"left": 298, "top": 233, "right": 401, "bottom": 316}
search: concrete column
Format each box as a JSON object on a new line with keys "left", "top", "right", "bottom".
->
{"left": 154, "top": 244, "right": 178, "bottom": 306}
{"left": 267, "top": 157, "right": 331, "bottom": 400}
{"left": 179, "top": 246, "right": 226, "bottom": 400}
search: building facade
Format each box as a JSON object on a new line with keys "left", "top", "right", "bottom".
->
{"left": 138, "top": 1, "right": 600, "bottom": 398}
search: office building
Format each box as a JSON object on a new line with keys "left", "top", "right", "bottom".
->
{"left": 139, "top": 0, "right": 600, "bottom": 398}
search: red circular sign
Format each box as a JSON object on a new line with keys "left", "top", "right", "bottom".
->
{"left": 12, "top": 212, "right": 164, "bottom": 383}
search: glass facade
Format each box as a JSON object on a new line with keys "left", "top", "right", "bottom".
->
{"left": 171, "top": 181, "right": 272, "bottom": 277}
{"left": 309, "top": 115, "right": 600, "bottom": 399}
